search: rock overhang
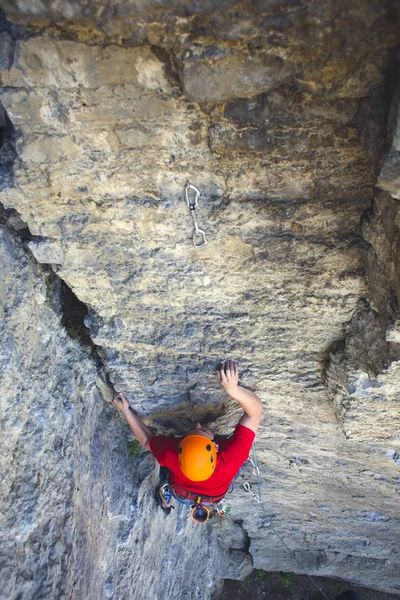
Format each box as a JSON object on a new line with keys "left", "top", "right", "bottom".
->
{"left": 0, "top": 1, "right": 400, "bottom": 597}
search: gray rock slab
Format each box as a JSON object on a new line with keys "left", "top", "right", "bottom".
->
{"left": 0, "top": 223, "right": 234, "bottom": 600}
{"left": 182, "top": 53, "right": 286, "bottom": 102}
{"left": 28, "top": 238, "right": 65, "bottom": 264}
{"left": 1, "top": 1, "right": 400, "bottom": 598}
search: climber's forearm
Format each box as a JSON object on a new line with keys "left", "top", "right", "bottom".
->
{"left": 217, "top": 361, "right": 263, "bottom": 434}
{"left": 231, "top": 385, "right": 263, "bottom": 434}
{"left": 227, "top": 385, "right": 263, "bottom": 417}
{"left": 122, "top": 409, "right": 154, "bottom": 449}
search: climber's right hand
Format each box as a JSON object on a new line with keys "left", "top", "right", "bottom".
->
{"left": 217, "top": 359, "right": 239, "bottom": 395}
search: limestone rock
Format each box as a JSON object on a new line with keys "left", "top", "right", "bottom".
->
{"left": 0, "top": 218, "right": 236, "bottom": 600}
{"left": 1, "top": 1, "right": 400, "bottom": 598}
{"left": 0, "top": 31, "right": 13, "bottom": 71}
{"left": 2, "top": 38, "right": 170, "bottom": 91}
{"left": 182, "top": 53, "right": 286, "bottom": 102}
{"left": 4, "top": 207, "right": 28, "bottom": 231}
{"left": 226, "top": 549, "right": 253, "bottom": 581}
{"left": 378, "top": 83, "right": 400, "bottom": 199}
{"left": 386, "top": 322, "right": 400, "bottom": 344}
{"left": 28, "top": 238, "right": 65, "bottom": 264}
{"left": 362, "top": 191, "right": 400, "bottom": 318}
{"left": 323, "top": 173, "right": 400, "bottom": 449}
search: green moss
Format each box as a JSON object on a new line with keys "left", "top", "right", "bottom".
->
{"left": 335, "top": 582, "right": 345, "bottom": 595}
{"left": 278, "top": 572, "right": 294, "bottom": 590}
{"left": 254, "top": 569, "right": 268, "bottom": 581}
{"left": 128, "top": 439, "right": 142, "bottom": 458}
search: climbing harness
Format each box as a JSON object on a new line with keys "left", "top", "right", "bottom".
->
{"left": 189, "top": 498, "right": 230, "bottom": 523}
{"left": 172, "top": 485, "right": 227, "bottom": 505}
{"left": 164, "top": 482, "right": 231, "bottom": 524}
{"left": 243, "top": 444, "right": 331, "bottom": 600}
{"left": 184, "top": 182, "right": 207, "bottom": 247}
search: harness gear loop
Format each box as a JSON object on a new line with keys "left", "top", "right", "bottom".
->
{"left": 214, "top": 499, "right": 230, "bottom": 517}
{"left": 184, "top": 182, "right": 207, "bottom": 247}
{"left": 171, "top": 484, "right": 226, "bottom": 505}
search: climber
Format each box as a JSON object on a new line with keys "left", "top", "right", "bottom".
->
{"left": 113, "top": 360, "right": 263, "bottom": 522}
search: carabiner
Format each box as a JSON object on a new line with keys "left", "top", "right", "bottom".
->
{"left": 243, "top": 482, "right": 263, "bottom": 504}
{"left": 193, "top": 227, "right": 207, "bottom": 247}
{"left": 184, "top": 181, "right": 207, "bottom": 247}
{"left": 185, "top": 182, "right": 200, "bottom": 210}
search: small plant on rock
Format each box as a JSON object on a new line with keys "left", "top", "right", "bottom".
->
{"left": 278, "top": 572, "right": 294, "bottom": 590}
{"left": 335, "top": 582, "right": 345, "bottom": 595}
{"left": 128, "top": 439, "right": 142, "bottom": 458}
{"left": 254, "top": 569, "right": 268, "bottom": 581}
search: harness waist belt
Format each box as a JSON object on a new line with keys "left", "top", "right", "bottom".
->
{"left": 171, "top": 484, "right": 227, "bottom": 504}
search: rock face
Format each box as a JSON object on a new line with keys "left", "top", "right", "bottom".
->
{"left": 0, "top": 1, "right": 400, "bottom": 599}
{"left": 0, "top": 210, "right": 242, "bottom": 600}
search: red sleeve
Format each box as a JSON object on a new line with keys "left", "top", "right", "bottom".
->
{"left": 149, "top": 436, "right": 175, "bottom": 466}
{"left": 221, "top": 424, "right": 255, "bottom": 473}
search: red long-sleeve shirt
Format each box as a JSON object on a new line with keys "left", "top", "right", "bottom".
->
{"left": 149, "top": 424, "right": 255, "bottom": 497}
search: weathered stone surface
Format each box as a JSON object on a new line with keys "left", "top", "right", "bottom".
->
{"left": 363, "top": 191, "right": 400, "bottom": 321}
{"left": 28, "top": 238, "right": 64, "bottom": 264}
{"left": 0, "top": 214, "right": 237, "bottom": 600}
{"left": 323, "top": 107, "right": 400, "bottom": 452}
{"left": 1, "top": 0, "right": 396, "bottom": 104}
{"left": 0, "top": 219, "right": 107, "bottom": 599}
{"left": 2, "top": 38, "right": 170, "bottom": 90}
{"left": 378, "top": 75, "right": 400, "bottom": 199}
{"left": 226, "top": 549, "right": 253, "bottom": 581}
{"left": 0, "top": 31, "right": 13, "bottom": 71}
{"left": 1, "top": 1, "right": 400, "bottom": 598}
{"left": 386, "top": 321, "right": 400, "bottom": 344}
{"left": 182, "top": 53, "right": 286, "bottom": 102}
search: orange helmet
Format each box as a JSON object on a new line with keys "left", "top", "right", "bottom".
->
{"left": 178, "top": 435, "right": 217, "bottom": 481}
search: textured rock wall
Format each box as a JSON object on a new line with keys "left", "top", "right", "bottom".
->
{"left": 1, "top": 1, "right": 400, "bottom": 598}
{"left": 0, "top": 211, "right": 241, "bottom": 600}
{"left": 0, "top": 214, "right": 119, "bottom": 600}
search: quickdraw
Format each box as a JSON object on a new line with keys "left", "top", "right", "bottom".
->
{"left": 243, "top": 482, "right": 263, "bottom": 504}
{"left": 242, "top": 443, "right": 263, "bottom": 502}
{"left": 184, "top": 182, "right": 207, "bottom": 247}
{"left": 214, "top": 499, "right": 230, "bottom": 517}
